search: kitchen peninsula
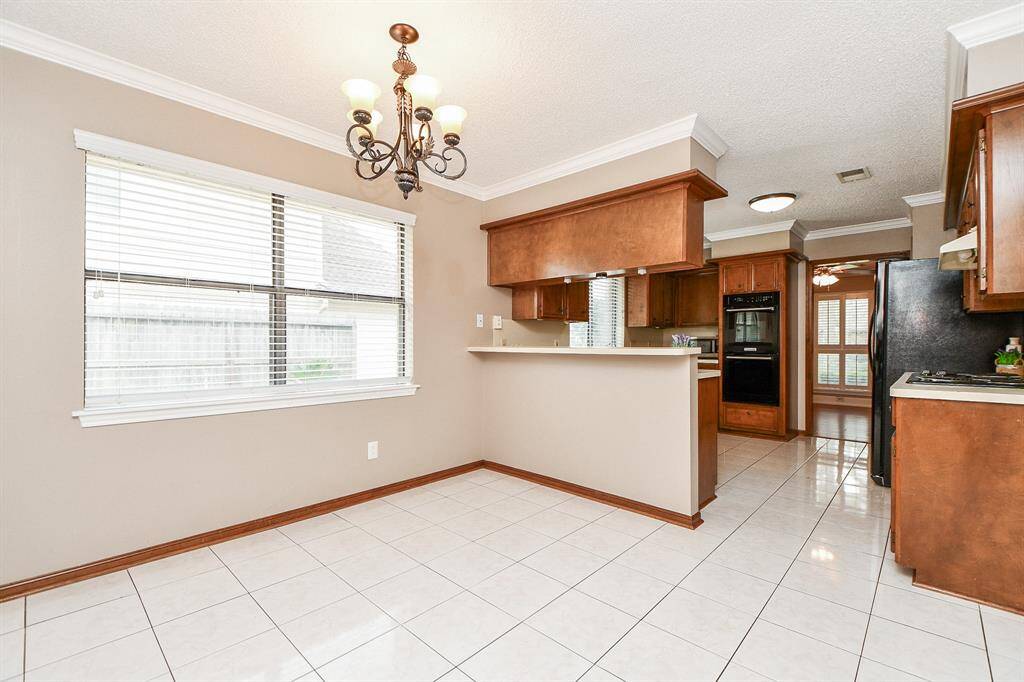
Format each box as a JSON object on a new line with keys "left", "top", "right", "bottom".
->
{"left": 468, "top": 346, "right": 717, "bottom": 527}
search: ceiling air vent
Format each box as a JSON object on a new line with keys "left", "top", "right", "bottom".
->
{"left": 836, "top": 167, "right": 871, "bottom": 183}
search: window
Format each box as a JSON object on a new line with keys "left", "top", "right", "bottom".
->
{"left": 75, "top": 133, "right": 415, "bottom": 425}
{"left": 570, "top": 278, "right": 625, "bottom": 348}
{"left": 814, "top": 292, "right": 871, "bottom": 391}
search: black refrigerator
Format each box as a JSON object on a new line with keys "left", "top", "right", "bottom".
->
{"left": 870, "top": 258, "right": 1024, "bottom": 486}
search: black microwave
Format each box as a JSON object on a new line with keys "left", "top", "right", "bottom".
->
{"left": 693, "top": 338, "right": 718, "bottom": 355}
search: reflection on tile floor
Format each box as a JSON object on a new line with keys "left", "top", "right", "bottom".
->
{"left": 2, "top": 433, "right": 1019, "bottom": 681}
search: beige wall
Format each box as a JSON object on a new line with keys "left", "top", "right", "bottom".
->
{"left": 910, "top": 202, "right": 955, "bottom": 260}
{"left": 802, "top": 228, "right": 911, "bottom": 261}
{"left": 482, "top": 138, "right": 716, "bottom": 223}
{"left": 0, "top": 49, "right": 511, "bottom": 583}
{"left": 709, "top": 230, "right": 792, "bottom": 259}
{"left": 966, "top": 33, "right": 1024, "bottom": 96}
{"left": 476, "top": 354, "right": 700, "bottom": 515}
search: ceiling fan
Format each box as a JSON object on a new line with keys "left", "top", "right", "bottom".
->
{"left": 813, "top": 260, "right": 872, "bottom": 286}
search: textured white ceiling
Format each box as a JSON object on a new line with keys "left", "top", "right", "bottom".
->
{"left": 1, "top": 0, "right": 1016, "bottom": 233}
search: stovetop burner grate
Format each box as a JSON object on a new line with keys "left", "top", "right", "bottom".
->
{"left": 910, "top": 370, "right": 1024, "bottom": 388}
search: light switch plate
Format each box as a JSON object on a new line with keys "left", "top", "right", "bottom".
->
{"left": 367, "top": 441, "right": 379, "bottom": 460}
{"left": 476, "top": 313, "right": 484, "bottom": 328}
{"left": 492, "top": 315, "right": 503, "bottom": 330}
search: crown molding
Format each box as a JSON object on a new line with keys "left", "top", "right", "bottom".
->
{"left": 948, "top": 3, "right": 1024, "bottom": 49}
{"left": 902, "top": 190, "right": 945, "bottom": 207}
{"left": 0, "top": 20, "right": 488, "bottom": 201}
{"left": 803, "top": 217, "right": 912, "bottom": 241}
{"left": 479, "top": 114, "right": 728, "bottom": 201}
{"left": 0, "top": 20, "right": 733, "bottom": 205}
{"left": 704, "top": 219, "right": 804, "bottom": 242}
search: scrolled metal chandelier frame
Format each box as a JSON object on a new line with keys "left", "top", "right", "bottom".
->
{"left": 343, "top": 24, "right": 468, "bottom": 199}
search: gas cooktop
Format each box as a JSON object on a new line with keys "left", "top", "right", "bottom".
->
{"left": 909, "top": 371, "right": 1024, "bottom": 388}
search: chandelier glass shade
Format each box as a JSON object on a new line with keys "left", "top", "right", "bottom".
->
{"left": 342, "top": 24, "right": 468, "bottom": 199}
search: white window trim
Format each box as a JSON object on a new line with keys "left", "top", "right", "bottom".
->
{"left": 72, "top": 131, "right": 418, "bottom": 427}
{"left": 73, "top": 383, "right": 421, "bottom": 427}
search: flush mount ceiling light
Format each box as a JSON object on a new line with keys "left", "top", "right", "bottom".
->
{"left": 748, "top": 192, "right": 796, "bottom": 213}
{"left": 342, "top": 23, "right": 468, "bottom": 199}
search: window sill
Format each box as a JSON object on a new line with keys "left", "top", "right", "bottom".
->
{"left": 72, "top": 384, "right": 420, "bottom": 427}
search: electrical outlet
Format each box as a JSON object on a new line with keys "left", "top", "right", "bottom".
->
{"left": 492, "top": 315, "right": 503, "bottom": 330}
{"left": 476, "top": 313, "right": 484, "bottom": 328}
{"left": 367, "top": 441, "right": 379, "bottom": 460}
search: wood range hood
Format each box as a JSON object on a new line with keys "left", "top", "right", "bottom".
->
{"left": 480, "top": 170, "right": 728, "bottom": 287}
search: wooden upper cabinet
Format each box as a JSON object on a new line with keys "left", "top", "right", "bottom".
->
{"left": 722, "top": 262, "right": 751, "bottom": 294}
{"left": 481, "top": 170, "right": 727, "bottom": 287}
{"left": 751, "top": 260, "right": 780, "bottom": 292}
{"left": 511, "top": 283, "right": 588, "bottom": 322}
{"left": 676, "top": 268, "right": 719, "bottom": 326}
{"left": 565, "top": 281, "right": 589, "bottom": 322}
{"left": 627, "top": 274, "right": 675, "bottom": 328}
{"left": 945, "top": 82, "right": 1024, "bottom": 312}
{"left": 720, "top": 258, "right": 783, "bottom": 295}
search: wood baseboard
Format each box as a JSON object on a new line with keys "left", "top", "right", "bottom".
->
{"left": 718, "top": 428, "right": 793, "bottom": 442}
{"left": 0, "top": 460, "right": 485, "bottom": 602}
{"left": 0, "top": 459, "right": 702, "bottom": 602}
{"left": 482, "top": 461, "right": 702, "bottom": 530}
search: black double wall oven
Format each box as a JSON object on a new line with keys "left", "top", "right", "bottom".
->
{"left": 722, "top": 292, "right": 780, "bottom": 406}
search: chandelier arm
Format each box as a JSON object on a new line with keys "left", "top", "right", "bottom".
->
{"left": 421, "top": 145, "right": 468, "bottom": 180}
{"left": 345, "top": 124, "right": 401, "bottom": 179}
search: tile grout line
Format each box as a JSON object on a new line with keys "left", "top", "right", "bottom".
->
{"left": 126, "top": 571, "right": 176, "bottom": 682}
{"left": 713, "top": 441, "right": 870, "bottom": 680}
{"left": 575, "top": 436, "right": 831, "bottom": 680}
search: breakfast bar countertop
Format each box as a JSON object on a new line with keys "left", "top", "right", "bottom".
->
{"left": 467, "top": 346, "right": 701, "bottom": 356}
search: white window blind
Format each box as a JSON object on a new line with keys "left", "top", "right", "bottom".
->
{"left": 570, "top": 278, "right": 625, "bottom": 348}
{"left": 817, "top": 299, "right": 840, "bottom": 345}
{"left": 844, "top": 296, "right": 869, "bottom": 346}
{"left": 81, "top": 149, "right": 413, "bottom": 421}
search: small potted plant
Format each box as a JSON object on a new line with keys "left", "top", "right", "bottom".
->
{"left": 994, "top": 348, "right": 1023, "bottom": 377}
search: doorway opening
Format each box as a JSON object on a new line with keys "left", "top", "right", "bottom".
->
{"left": 804, "top": 251, "right": 908, "bottom": 442}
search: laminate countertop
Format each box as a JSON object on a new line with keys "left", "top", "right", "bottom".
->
{"left": 890, "top": 372, "right": 1024, "bottom": 406}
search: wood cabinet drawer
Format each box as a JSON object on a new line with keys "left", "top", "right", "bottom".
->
{"left": 722, "top": 403, "right": 777, "bottom": 432}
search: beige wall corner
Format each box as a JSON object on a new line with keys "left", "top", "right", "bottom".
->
{"left": 909, "top": 202, "right": 955, "bottom": 259}
{"left": 803, "top": 228, "right": 912, "bottom": 261}
{"left": 481, "top": 136, "right": 719, "bottom": 223}
{"left": 0, "top": 48, "right": 505, "bottom": 583}
{"left": 966, "top": 33, "right": 1024, "bottom": 96}
{"left": 709, "top": 229, "right": 795, "bottom": 259}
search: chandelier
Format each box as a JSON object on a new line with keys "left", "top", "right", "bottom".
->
{"left": 342, "top": 24, "right": 468, "bottom": 199}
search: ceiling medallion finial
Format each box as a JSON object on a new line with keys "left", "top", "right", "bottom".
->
{"left": 342, "top": 23, "right": 468, "bottom": 199}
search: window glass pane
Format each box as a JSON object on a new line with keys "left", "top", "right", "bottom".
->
{"left": 845, "top": 353, "right": 869, "bottom": 386}
{"left": 570, "top": 278, "right": 624, "bottom": 348}
{"left": 817, "top": 299, "right": 840, "bottom": 345}
{"left": 85, "top": 280, "right": 270, "bottom": 402}
{"left": 85, "top": 158, "right": 272, "bottom": 284}
{"left": 284, "top": 201, "right": 402, "bottom": 297}
{"left": 817, "top": 353, "right": 840, "bottom": 385}
{"left": 287, "top": 297, "right": 401, "bottom": 384}
{"left": 845, "top": 297, "right": 869, "bottom": 346}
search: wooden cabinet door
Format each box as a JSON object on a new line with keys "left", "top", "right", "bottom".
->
{"left": 986, "top": 104, "right": 1024, "bottom": 296}
{"left": 626, "top": 275, "right": 651, "bottom": 327}
{"left": 722, "top": 263, "right": 751, "bottom": 294}
{"left": 751, "top": 260, "right": 780, "bottom": 292}
{"left": 650, "top": 275, "right": 676, "bottom": 327}
{"left": 565, "top": 281, "right": 589, "bottom": 322}
{"left": 679, "top": 270, "right": 718, "bottom": 325}
{"left": 538, "top": 284, "right": 566, "bottom": 319}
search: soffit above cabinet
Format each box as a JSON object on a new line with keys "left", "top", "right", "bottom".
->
{"left": 480, "top": 170, "right": 727, "bottom": 287}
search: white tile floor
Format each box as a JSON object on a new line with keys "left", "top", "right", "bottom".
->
{"left": 2, "top": 434, "right": 1020, "bottom": 681}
